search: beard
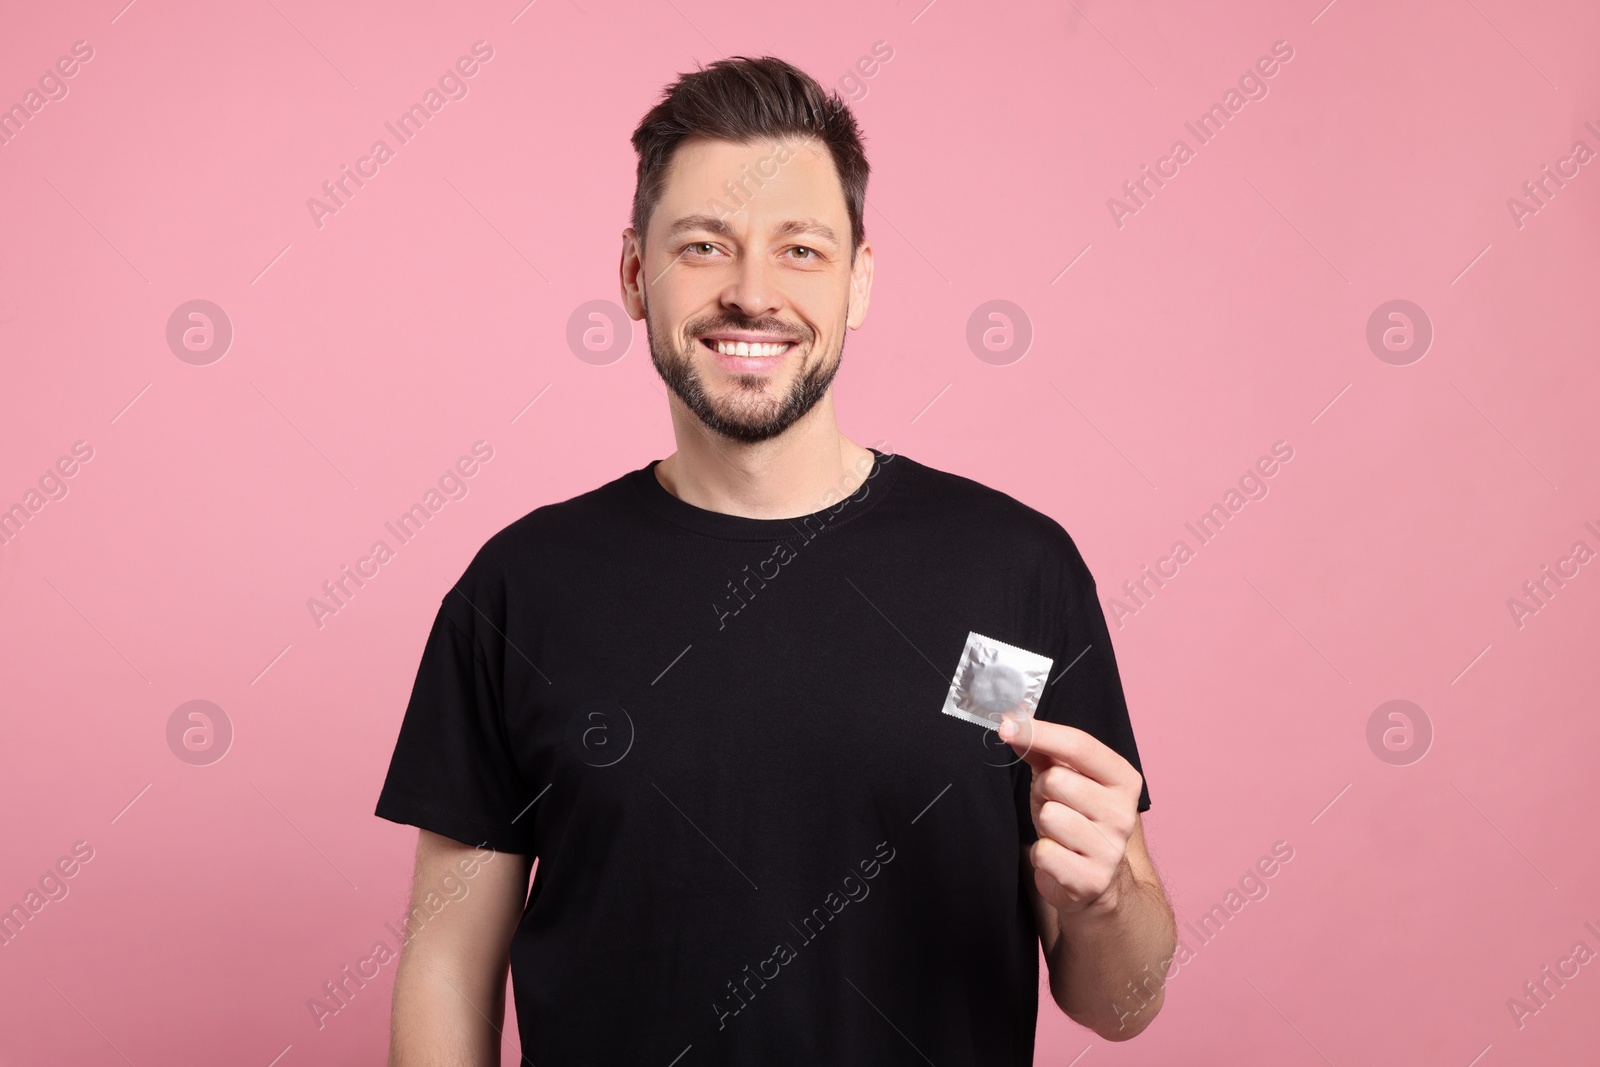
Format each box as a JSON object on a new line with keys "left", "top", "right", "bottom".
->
{"left": 645, "top": 298, "right": 844, "bottom": 445}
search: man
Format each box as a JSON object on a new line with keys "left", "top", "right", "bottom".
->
{"left": 376, "top": 55, "right": 1174, "bottom": 1065}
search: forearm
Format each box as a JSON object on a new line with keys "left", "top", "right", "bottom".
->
{"left": 1047, "top": 860, "right": 1176, "bottom": 1040}
{"left": 388, "top": 942, "right": 508, "bottom": 1066}
{"left": 386, "top": 832, "right": 530, "bottom": 1065}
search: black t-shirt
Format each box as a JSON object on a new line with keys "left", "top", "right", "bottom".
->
{"left": 375, "top": 447, "right": 1150, "bottom": 1065}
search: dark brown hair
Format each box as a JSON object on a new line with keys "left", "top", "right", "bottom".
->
{"left": 629, "top": 55, "right": 870, "bottom": 262}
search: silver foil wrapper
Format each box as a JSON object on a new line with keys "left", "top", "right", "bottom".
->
{"left": 940, "top": 631, "right": 1054, "bottom": 731}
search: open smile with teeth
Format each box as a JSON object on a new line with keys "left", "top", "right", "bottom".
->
{"left": 702, "top": 338, "right": 795, "bottom": 357}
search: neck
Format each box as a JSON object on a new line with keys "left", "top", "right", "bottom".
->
{"left": 654, "top": 393, "right": 876, "bottom": 520}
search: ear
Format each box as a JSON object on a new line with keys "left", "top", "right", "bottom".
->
{"left": 620, "top": 227, "right": 647, "bottom": 319}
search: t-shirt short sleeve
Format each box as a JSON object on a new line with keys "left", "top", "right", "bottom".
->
{"left": 1027, "top": 528, "right": 1152, "bottom": 816}
{"left": 374, "top": 578, "right": 535, "bottom": 855}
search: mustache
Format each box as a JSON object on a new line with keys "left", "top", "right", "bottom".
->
{"left": 690, "top": 320, "right": 808, "bottom": 344}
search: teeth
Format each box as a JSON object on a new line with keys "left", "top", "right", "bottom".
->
{"left": 712, "top": 340, "right": 790, "bottom": 357}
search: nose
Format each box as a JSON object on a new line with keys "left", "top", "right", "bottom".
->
{"left": 721, "top": 250, "right": 783, "bottom": 321}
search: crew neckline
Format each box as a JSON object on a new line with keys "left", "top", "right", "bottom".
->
{"left": 628, "top": 447, "right": 903, "bottom": 542}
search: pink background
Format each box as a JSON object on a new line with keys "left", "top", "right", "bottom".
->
{"left": 3, "top": 0, "right": 1598, "bottom": 1063}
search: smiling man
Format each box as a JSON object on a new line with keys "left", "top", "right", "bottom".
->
{"left": 376, "top": 55, "right": 1174, "bottom": 1065}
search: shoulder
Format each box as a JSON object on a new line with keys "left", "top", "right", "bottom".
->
{"left": 890, "top": 452, "right": 1096, "bottom": 587}
{"left": 439, "top": 465, "right": 638, "bottom": 623}
{"left": 483, "top": 468, "right": 633, "bottom": 557}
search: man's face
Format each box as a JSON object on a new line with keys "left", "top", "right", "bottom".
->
{"left": 622, "top": 136, "right": 873, "bottom": 444}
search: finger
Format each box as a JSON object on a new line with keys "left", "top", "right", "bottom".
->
{"left": 994, "top": 712, "right": 1050, "bottom": 774}
{"left": 1030, "top": 764, "right": 1111, "bottom": 823}
{"left": 1029, "top": 836, "right": 1096, "bottom": 905}
{"left": 1034, "top": 799, "right": 1114, "bottom": 861}
{"left": 999, "top": 713, "right": 1132, "bottom": 789}
{"left": 1032, "top": 770, "right": 1134, "bottom": 853}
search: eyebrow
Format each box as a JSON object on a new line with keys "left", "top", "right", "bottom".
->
{"left": 662, "top": 214, "right": 841, "bottom": 248}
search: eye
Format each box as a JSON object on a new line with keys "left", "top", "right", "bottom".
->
{"left": 789, "top": 246, "right": 816, "bottom": 260}
{"left": 684, "top": 242, "right": 719, "bottom": 257}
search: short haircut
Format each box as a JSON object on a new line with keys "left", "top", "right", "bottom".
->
{"left": 629, "top": 55, "right": 870, "bottom": 262}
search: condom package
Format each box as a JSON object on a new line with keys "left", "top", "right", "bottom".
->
{"left": 940, "top": 631, "right": 1055, "bottom": 731}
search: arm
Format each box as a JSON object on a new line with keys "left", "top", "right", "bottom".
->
{"left": 388, "top": 829, "right": 533, "bottom": 1066}
{"left": 1027, "top": 814, "right": 1176, "bottom": 1039}
{"left": 998, "top": 713, "right": 1176, "bottom": 1040}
